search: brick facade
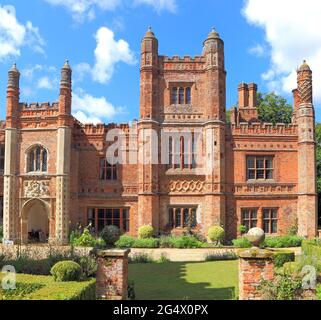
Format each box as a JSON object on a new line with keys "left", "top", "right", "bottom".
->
{"left": 0, "top": 29, "right": 318, "bottom": 244}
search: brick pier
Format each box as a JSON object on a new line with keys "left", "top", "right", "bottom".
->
{"left": 95, "top": 249, "right": 130, "bottom": 300}
{"left": 239, "top": 248, "right": 275, "bottom": 300}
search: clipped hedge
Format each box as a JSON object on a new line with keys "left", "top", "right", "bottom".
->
{"left": 317, "top": 285, "right": 321, "bottom": 301}
{"left": 273, "top": 250, "right": 295, "bottom": 268}
{"left": 132, "top": 238, "right": 160, "bottom": 249}
{"left": 302, "top": 239, "right": 321, "bottom": 258}
{"left": 232, "top": 237, "right": 252, "bottom": 248}
{"left": 264, "top": 236, "right": 303, "bottom": 248}
{"left": 0, "top": 274, "right": 96, "bottom": 300}
{"left": 138, "top": 226, "right": 154, "bottom": 239}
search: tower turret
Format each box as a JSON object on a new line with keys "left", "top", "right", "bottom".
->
{"left": 202, "top": 28, "right": 226, "bottom": 121}
{"left": 6, "top": 63, "right": 20, "bottom": 128}
{"left": 140, "top": 27, "right": 159, "bottom": 120}
{"left": 58, "top": 60, "right": 72, "bottom": 126}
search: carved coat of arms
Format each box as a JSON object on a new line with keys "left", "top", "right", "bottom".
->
{"left": 24, "top": 181, "right": 50, "bottom": 198}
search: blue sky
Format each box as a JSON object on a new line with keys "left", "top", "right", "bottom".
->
{"left": 0, "top": 0, "right": 321, "bottom": 123}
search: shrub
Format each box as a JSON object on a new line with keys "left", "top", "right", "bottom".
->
{"left": 0, "top": 282, "right": 44, "bottom": 300}
{"left": 159, "top": 236, "right": 174, "bottom": 248}
{"left": 100, "top": 225, "right": 121, "bottom": 246}
{"left": 317, "top": 285, "right": 321, "bottom": 301}
{"left": 302, "top": 239, "right": 321, "bottom": 260}
{"left": 128, "top": 281, "right": 136, "bottom": 300}
{"left": 238, "top": 225, "right": 247, "bottom": 235}
{"left": 71, "top": 227, "right": 105, "bottom": 248}
{"left": 115, "top": 236, "right": 136, "bottom": 249}
{"left": 232, "top": 237, "right": 252, "bottom": 248}
{"left": 129, "top": 253, "right": 154, "bottom": 264}
{"left": 138, "top": 226, "right": 154, "bottom": 239}
{"left": 208, "top": 226, "right": 225, "bottom": 245}
{"left": 157, "top": 253, "right": 170, "bottom": 263}
{"left": 50, "top": 261, "right": 82, "bottom": 282}
{"left": 159, "top": 235, "right": 202, "bottom": 249}
{"left": 205, "top": 251, "right": 238, "bottom": 262}
{"left": 273, "top": 250, "right": 295, "bottom": 268}
{"left": 264, "top": 236, "right": 303, "bottom": 248}
{"left": 77, "top": 256, "right": 98, "bottom": 278}
{"left": 132, "top": 238, "right": 160, "bottom": 248}
{"left": 258, "top": 271, "right": 302, "bottom": 300}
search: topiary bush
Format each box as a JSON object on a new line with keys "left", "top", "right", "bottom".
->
{"left": 273, "top": 250, "right": 295, "bottom": 268}
{"left": 138, "top": 226, "right": 154, "bottom": 239}
{"left": 208, "top": 226, "right": 225, "bottom": 245}
{"left": 100, "top": 225, "right": 121, "bottom": 247}
{"left": 115, "top": 236, "right": 136, "bottom": 249}
{"left": 50, "top": 261, "right": 82, "bottom": 282}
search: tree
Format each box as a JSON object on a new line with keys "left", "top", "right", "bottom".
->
{"left": 257, "top": 92, "right": 293, "bottom": 125}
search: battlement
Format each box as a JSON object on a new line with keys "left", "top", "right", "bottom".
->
{"left": 20, "top": 102, "right": 59, "bottom": 110}
{"left": 74, "top": 121, "right": 135, "bottom": 135}
{"left": 231, "top": 122, "right": 298, "bottom": 136}
{"left": 160, "top": 55, "right": 205, "bottom": 63}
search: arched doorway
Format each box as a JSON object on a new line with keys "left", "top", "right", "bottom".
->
{"left": 21, "top": 199, "right": 50, "bottom": 243}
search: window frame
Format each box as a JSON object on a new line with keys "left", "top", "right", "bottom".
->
{"left": 263, "top": 208, "right": 278, "bottom": 234}
{"left": 246, "top": 155, "right": 274, "bottom": 181}
{"left": 99, "top": 158, "right": 118, "bottom": 181}
{"left": 241, "top": 208, "right": 258, "bottom": 232}
{"left": 27, "top": 145, "right": 48, "bottom": 173}
{"left": 170, "top": 86, "right": 192, "bottom": 105}
{"left": 0, "top": 146, "right": 5, "bottom": 172}
{"left": 87, "top": 208, "right": 130, "bottom": 233}
{"left": 168, "top": 207, "right": 197, "bottom": 229}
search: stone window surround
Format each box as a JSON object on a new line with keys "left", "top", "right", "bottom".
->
{"left": 24, "top": 143, "right": 49, "bottom": 174}
{"left": 168, "top": 206, "right": 197, "bottom": 229}
{"left": 246, "top": 154, "right": 275, "bottom": 182}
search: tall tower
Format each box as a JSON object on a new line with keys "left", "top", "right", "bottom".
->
{"left": 203, "top": 29, "right": 227, "bottom": 233}
{"left": 55, "top": 61, "right": 72, "bottom": 244}
{"left": 3, "top": 64, "right": 20, "bottom": 242}
{"left": 138, "top": 28, "right": 160, "bottom": 233}
{"left": 296, "top": 60, "right": 317, "bottom": 238}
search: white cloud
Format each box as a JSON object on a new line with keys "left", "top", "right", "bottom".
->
{"left": 74, "top": 27, "right": 136, "bottom": 84}
{"left": 43, "top": 0, "right": 177, "bottom": 21}
{"left": 0, "top": 5, "right": 45, "bottom": 60}
{"left": 37, "top": 76, "right": 56, "bottom": 90}
{"left": 92, "top": 27, "right": 136, "bottom": 83}
{"left": 249, "top": 44, "right": 266, "bottom": 57}
{"left": 44, "top": 0, "right": 121, "bottom": 22}
{"left": 133, "top": 0, "right": 177, "bottom": 13}
{"left": 72, "top": 89, "right": 125, "bottom": 123}
{"left": 243, "top": 0, "right": 321, "bottom": 102}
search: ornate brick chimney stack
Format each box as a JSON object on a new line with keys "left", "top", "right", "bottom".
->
{"left": 3, "top": 63, "right": 21, "bottom": 243}
{"left": 6, "top": 63, "right": 20, "bottom": 129}
{"left": 55, "top": 60, "right": 72, "bottom": 245}
{"left": 237, "top": 82, "right": 259, "bottom": 123}
{"left": 296, "top": 60, "right": 317, "bottom": 238}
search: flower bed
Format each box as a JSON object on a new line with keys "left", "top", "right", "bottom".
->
{"left": 0, "top": 274, "right": 96, "bottom": 300}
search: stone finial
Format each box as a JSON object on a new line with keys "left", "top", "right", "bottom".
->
{"left": 298, "top": 60, "right": 312, "bottom": 73}
{"left": 8, "top": 63, "right": 20, "bottom": 89}
{"left": 207, "top": 27, "right": 220, "bottom": 40}
{"left": 144, "top": 26, "right": 156, "bottom": 38}
{"left": 246, "top": 227, "right": 265, "bottom": 247}
{"left": 60, "top": 60, "right": 72, "bottom": 89}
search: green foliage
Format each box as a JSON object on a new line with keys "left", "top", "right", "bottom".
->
{"left": 0, "top": 225, "right": 3, "bottom": 242}
{"left": 317, "top": 285, "right": 321, "bottom": 300}
{"left": 0, "top": 274, "right": 95, "bottom": 300}
{"left": 129, "top": 253, "right": 154, "bottom": 264}
{"left": 50, "top": 261, "right": 82, "bottom": 282}
{"left": 71, "top": 227, "right": 105, "bottom": 248}
{"left": 264, "top": 236, "right": 303, "bottom": 248}
{"left": 138, "top": 225, "right": 154, "bottom": 239}
{"left": 157, "top": 253, "right": 170, "bottom": 263}
{"left": 258, "top": 271, "right": 302, "bottom": 300}
{"left": 159, "top": 235, "right": 203, "bottom": 249}
{"left": 132, "top": 238, "right": 160, "bottom": 248}
{"left": 238, "top": 225, "right": 247, "bottom": 235}
{"left": 77, "top": 256, "right": 98, "bottom": 278}
{"left": 208, "top": 226, "right": 225, "bottom": 245}
{"left": 127, "top": 281, "right": 136, "bottom": 300}
{"left": 115, "top": 236, "right": 136, "bottom": 249}
{"left": 205, "top": 251, "right": 238, "bottom": 262}
{"left": 257, "top": 92, "right": 293, "bottom": 125}
{"left": 232, "top": 237, "right": 252, "bottom": 248}
{"left": 273, "top": 250, "right": 295, "bottom": 268}
{"left": 100, "top": 225, "right": 121, "bottom": 246}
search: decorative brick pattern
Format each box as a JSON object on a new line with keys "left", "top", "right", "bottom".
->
{"left": 95, "top": 249, "right": 130, "bottom": 300}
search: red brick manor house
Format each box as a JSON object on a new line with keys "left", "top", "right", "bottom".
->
{"left": 0, "top": 28, "right": 318, "bottom": 244}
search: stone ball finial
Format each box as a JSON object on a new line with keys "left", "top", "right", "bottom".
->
{"left": 246, "top": 228, "right": 265, "bottom": 247}
{"left": 145, "top": 26, "right": 156, "bottom": 38}
{"left": 207, "top": 27, "right": 220, "bottom": 40}
{"left": 298, "top": 59, "right": 311, "bottom": 73}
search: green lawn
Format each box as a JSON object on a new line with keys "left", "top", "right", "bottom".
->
{"left": 129, "top": 260, "right": 239, "bottom": 300}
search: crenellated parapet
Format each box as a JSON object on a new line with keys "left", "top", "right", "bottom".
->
{"left": 160, "top": 55, "right": 205, "bottom": 72}
{"left": 20, "top": 102, "right": 59, "bottom": 110}
{"left": 231, "top": 123, "right": 298, "bottom": 136}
